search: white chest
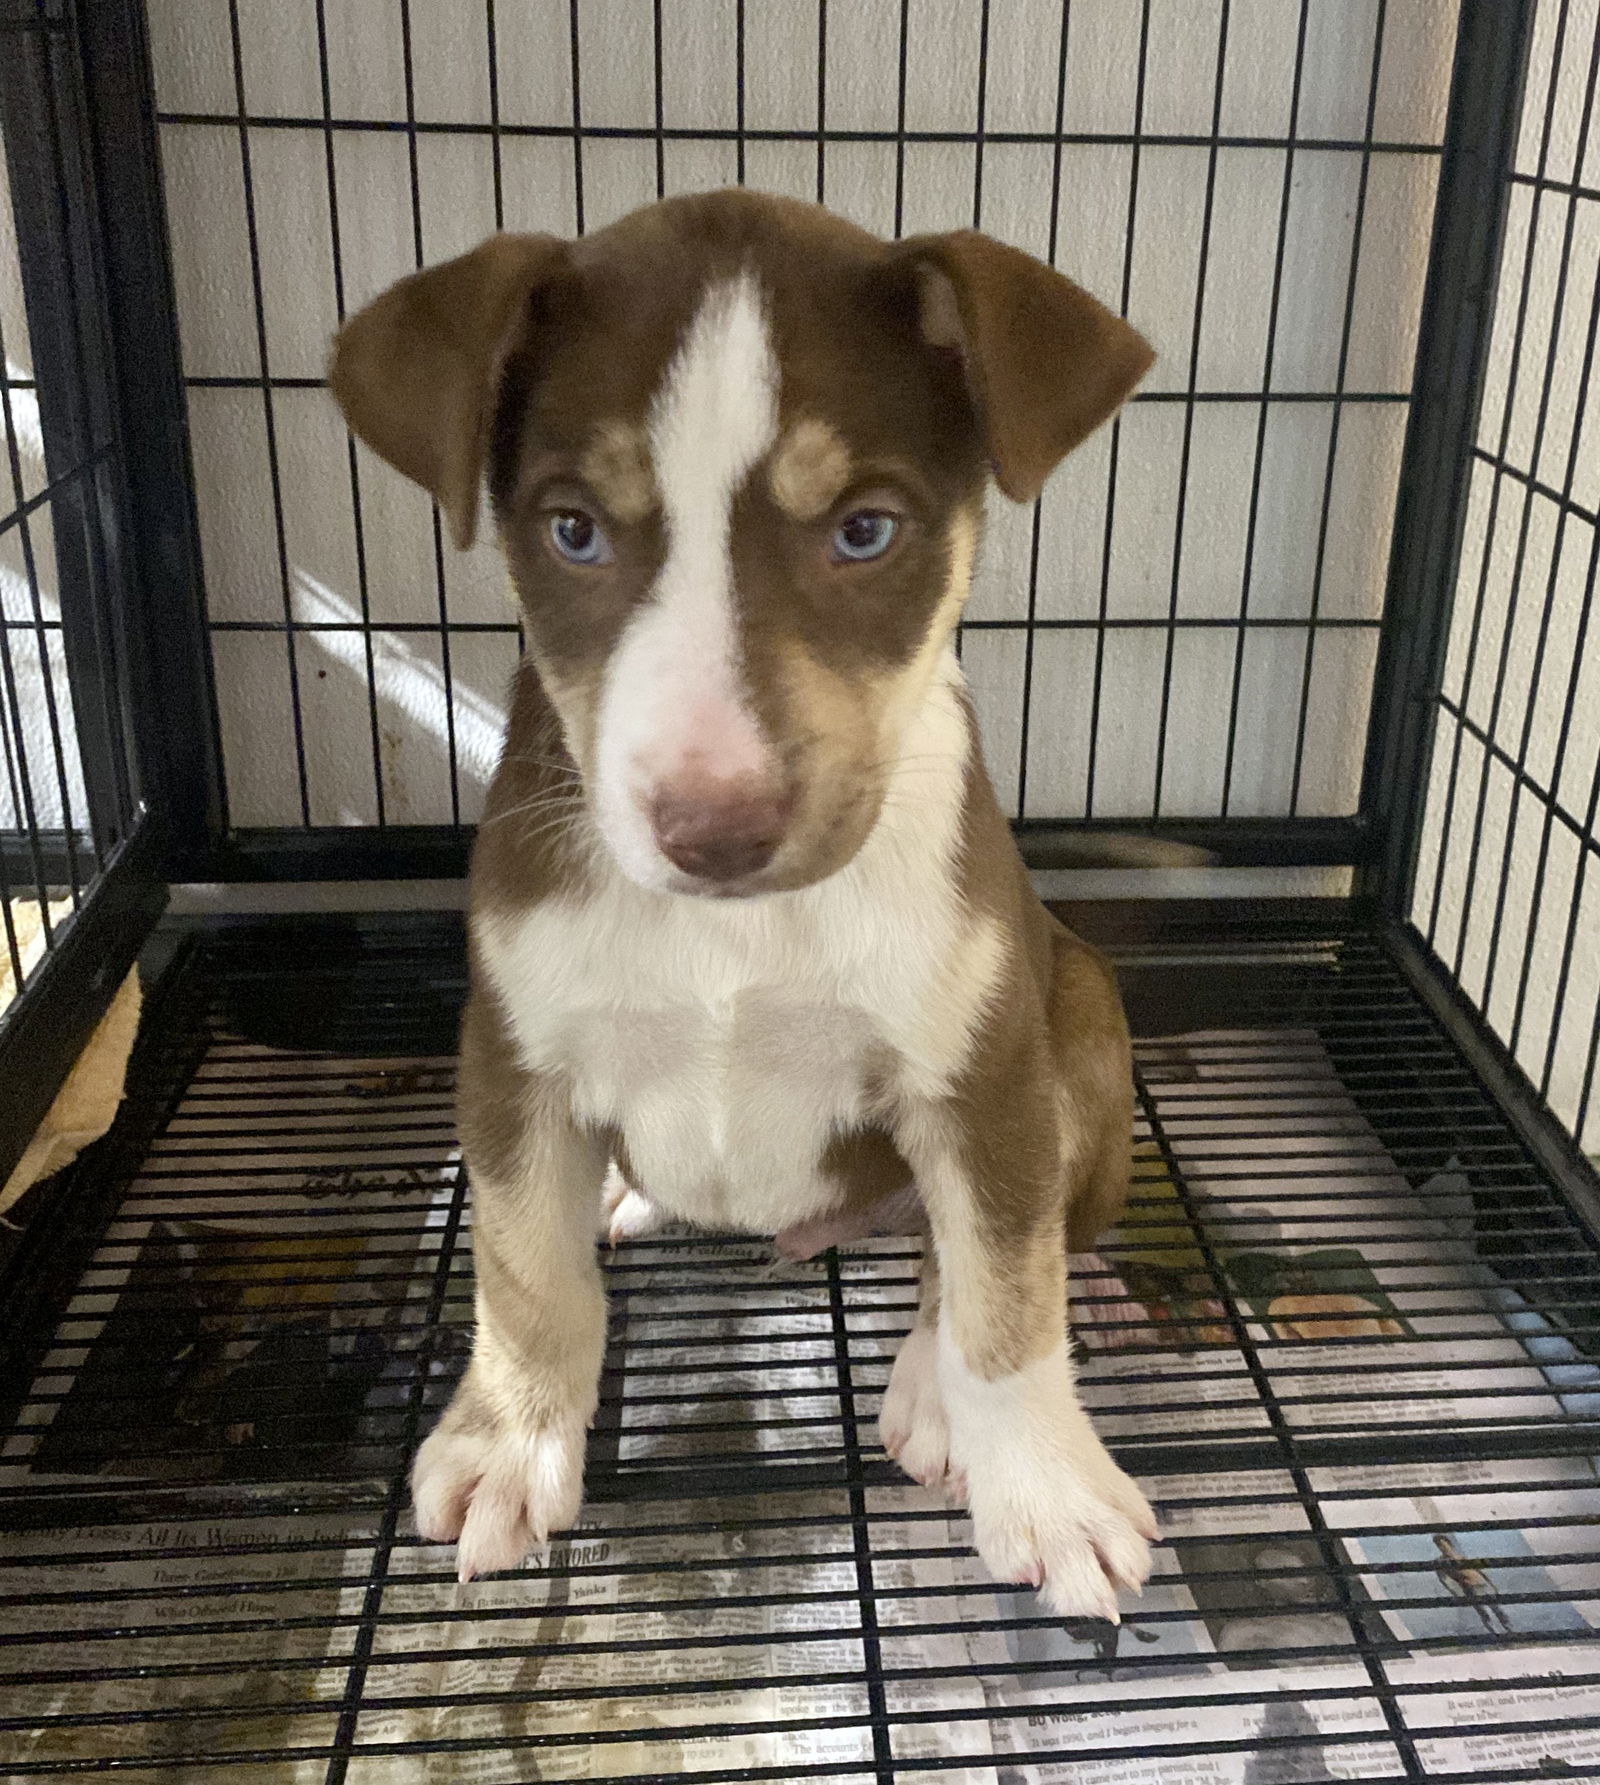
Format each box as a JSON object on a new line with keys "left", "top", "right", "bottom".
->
{"left": 559, "top": 989, "right": 878, "bottom": 1226}
{"left": 476, "top": 661, "right": 1006, "bottom": 1230}
{"left": 478, "top": 884, "right": 902, "bottom": 1228}
{"left": 479, "top": 856, "right": 1004, "bottom": 1231}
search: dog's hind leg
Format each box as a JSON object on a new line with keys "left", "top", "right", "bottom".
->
{"left": 601, "top": 1159, "right": 669, "bottom": 1246}
{"left": 1047, "top": 925, "right": 1136, "bottom": 1257}
{"left": 877, "top": 1247, "right": 962, "bottom": 1500}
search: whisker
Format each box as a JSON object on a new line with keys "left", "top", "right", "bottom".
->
{"left": 482, "top": 791, "right": 587, "bottom": 823}
{"left": 481, "top": 789, "right": 590, "bottom": 830}
{"left": 504, "top": 751, "right": 583, "bottom": 777}
{"left": 514, "top": 810, "right": 594, "bottom": 851}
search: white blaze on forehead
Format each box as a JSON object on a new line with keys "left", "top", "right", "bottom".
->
{"left": 650, "top": 271, "right": 779, "bottom": 533}
{"left": 593, "top": 272, "right": 782, "bottom": 887}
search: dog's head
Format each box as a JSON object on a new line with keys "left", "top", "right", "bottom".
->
{"left": 332, "top": 191, "right": 1150, "bottom": 897}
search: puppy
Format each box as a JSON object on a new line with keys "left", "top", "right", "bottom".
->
{"left": 332, "top": 189, "right": 1158, "bottom": 1619}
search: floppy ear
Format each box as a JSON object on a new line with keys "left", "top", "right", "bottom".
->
{"left": 329, "top": 233, "right": 566, "bottom": 550}
{"left": 899, "top": 229, "right": 1154, "bottom": 503}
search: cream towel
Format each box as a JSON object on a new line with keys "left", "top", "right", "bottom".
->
{"left": 1, "top": 898, "right": 141, "bottom": 1215}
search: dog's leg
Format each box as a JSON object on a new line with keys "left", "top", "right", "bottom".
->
{"left": 413, "top": 996, "right": 608, "bottom": 1582}
{"left": 600, "top": 1161, "right": 668, "bottom": 1246}
{"left": 1051, "top": 928, "right": 1138, "bottom": 1257}
{"left": 895, "top": 1066, "right": 1155, "bottom": 1621}
{"left": 877, "top": 1249, "right": 960, "bottom": 1499}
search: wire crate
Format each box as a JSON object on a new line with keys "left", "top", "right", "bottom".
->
{"left": 2, "top": 0, "right": 1599, "bottom": 1778}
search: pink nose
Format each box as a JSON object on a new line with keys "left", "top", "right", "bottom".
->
{"left": 649, "top": 776, "right": 792, "bottom": 882}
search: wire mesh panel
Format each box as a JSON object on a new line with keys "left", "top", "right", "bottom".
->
{"left": 0, "top": 19, "right": 112, "bottom": 997}
{"left": 3, "top": 917, "right": 1599, "bottom": 1778}
{"left": 0, "top": 0, "right": 171, "bottom": 1193}
{"left": 1410, "top": 0, "right": 1600, "bottom": 1159}
{"left": 0, "top": 131, "right": 79, "bottom": 1006}
{"left": 144, "top": 0, "right": 1456, "bottom": 848}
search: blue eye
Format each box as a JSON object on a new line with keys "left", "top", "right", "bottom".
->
{"left": 831, "top": 511, "right": 899, "bottom": 563}
{"left": 548, "top": 510, "right": 613, "bottom": 565}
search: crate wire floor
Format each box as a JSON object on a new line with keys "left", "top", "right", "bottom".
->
{"left": 3, "top": 916, "right": 1600, "bottom": 1781}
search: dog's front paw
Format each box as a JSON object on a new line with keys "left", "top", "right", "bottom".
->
{"left": 966, "top": 1437, "right": 1155, "bottom": 1621}
{"left": 412, "top": 1398, "right": 587, "bottom": 1582}
{"left": 879, "top": 1323, "right": 961, "bottom": 1498}
{"left": 942, "top": 1342, "right": 1156, "bottom": 1620}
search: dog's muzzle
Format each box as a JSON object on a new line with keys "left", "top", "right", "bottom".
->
{"left": 648, "top": 772, "right": 794, "bottom": 884}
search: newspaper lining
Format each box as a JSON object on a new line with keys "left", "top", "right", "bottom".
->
{"left": 4, "top": 1029, "right": 1599, "bottom": 1780}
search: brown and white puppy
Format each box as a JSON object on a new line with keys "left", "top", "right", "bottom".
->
{"left": 332, "top": 189, "right": 1158, "bottom": 1619}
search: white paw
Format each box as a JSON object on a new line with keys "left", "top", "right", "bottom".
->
{"left": 412, "top": 1413, "right": 587, "bottom": 1582}
{"left": 601, "top": 1164, "right": 666, "bottom": 1246}
{"left": 878, "top": 1323, "right": 962, "bottom": 1499}
{"left": 966, "top": 1439, "right": 1155, "bottom": 1621}
{"left": 941, "top": 1337, "right": 1156, "bottom": 1622}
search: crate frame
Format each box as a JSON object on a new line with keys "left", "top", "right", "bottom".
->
{"left": 3, "top": 0, "right": 1585, "bottom": 1335}
{"left": 6, "top": 2, "right": 1600, "bottom": 1775}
